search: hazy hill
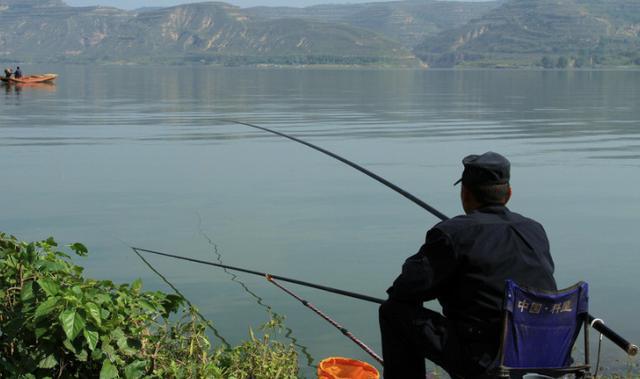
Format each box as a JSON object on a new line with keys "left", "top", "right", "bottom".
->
{"left": 3, "top": 0, "right": 637, "bottom": 68}
{"left": 246, "top": 0, "right": 500, "bottom": 49}
{"left": 414, "top": 0, "right": 640, "bottom": 67}
{"left": 0, "top": 0, "right": 418, "bottom": 65}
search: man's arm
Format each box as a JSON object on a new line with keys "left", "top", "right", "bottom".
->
{"left": 386, "top": 228, "right": 458, "bottom": 303}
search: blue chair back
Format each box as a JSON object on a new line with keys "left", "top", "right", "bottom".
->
{"left": 501, "top": 280, "right": 589, "bottom": 368}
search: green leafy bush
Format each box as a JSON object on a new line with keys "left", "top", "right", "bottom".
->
{"left": 0, "top": 232, "right": 299, "bottom": 378}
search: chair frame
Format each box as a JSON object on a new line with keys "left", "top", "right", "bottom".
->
{"left": 494, "top": 282, "right": 592, "bottom": 379}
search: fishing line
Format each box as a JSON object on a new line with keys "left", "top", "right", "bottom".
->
{"left": 131, "top": 247, "right": 230, "bottom": 348}
{"left": 134, "top": 119, "right": 638, "bottom": 357}
{"left": 112, "top": 235, "right": 230, "bottom": 347}
{"left": 591, "top": 318, "right": 604, "bottom": 378}
{"left": 197, "top": 216, "right": 314, "bottom": 366}
{"left": 134, "top": 246, "right": 639, "bottom": 357}
{"left": 214, "top": 118, "right": 638, "bottom": 358}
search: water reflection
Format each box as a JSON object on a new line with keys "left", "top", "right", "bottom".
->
{"left": 0, "top": 66, "right": 638, "bottom": 376}
{"left": 2, "top": 81, "right": 57, "bottom": 94}
{"left": 4, "top": 67, "right": 638, "bottom": 160}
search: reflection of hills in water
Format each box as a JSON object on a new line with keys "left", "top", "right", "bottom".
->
{"left": 1, "top": 67, "right": 638, "bottom": 162}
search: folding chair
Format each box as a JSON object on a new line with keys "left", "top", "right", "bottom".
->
{"left": 494, "top": 280, "right": 592, "bottom": 378}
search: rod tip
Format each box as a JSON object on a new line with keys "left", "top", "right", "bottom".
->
{"left": 629, "top": 344, "right": 639, "bottom": 357}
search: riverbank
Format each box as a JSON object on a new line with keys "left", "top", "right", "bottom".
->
{"left": 0, "top": 232, "right": 299, "bottom": 378}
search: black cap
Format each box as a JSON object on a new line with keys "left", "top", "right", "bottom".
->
{"left": 454, "top": 152, "right": 510, "bottom": 186}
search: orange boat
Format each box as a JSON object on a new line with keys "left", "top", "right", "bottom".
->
{"left": 1, "top": 73, "right": 58, "bottom": 84}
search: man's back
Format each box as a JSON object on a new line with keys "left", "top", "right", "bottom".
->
{"left": 434, "top": 205, "right": 557, "bottom": 327}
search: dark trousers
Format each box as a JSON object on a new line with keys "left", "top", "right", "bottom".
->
{"left": 379, "top": 299, "right": 497, "bottom": 379}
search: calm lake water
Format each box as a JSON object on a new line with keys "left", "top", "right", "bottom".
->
{"left": 1, "top": 66, "right": 639, "bottom": 376}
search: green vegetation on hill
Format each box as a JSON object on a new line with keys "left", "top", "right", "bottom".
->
{"left": 0, "top": 0, "right": 418, "bottom": 66}
{"left": 414, "top": 0, "right": 640, "bottom": 68}
{"left": 0, "top": 232, "right": 299, "bottom": 378}
{"left": 1, "top": 0, "right": 639, "bottom": 67}
{"left": 245, "top": 1, "right": 500, "bottom": 50}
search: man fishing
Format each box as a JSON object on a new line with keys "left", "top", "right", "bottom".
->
{"left": 379, "top": 152, "right": 557, "bottom": 378}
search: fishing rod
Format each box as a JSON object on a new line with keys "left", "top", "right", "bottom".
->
{"left": 132, "top": 247, "right": 383, "bottom": 304}
{"left": 137, "top": 119, "right": 638, "bottom": 356}
{"left": 217, "top": 119, "right": 448, "bottom": 222}
{"left": 217, "top": 118, "right": 640, "bottom": 356}
{"left": 134, "top": 246, "right": 638, "bottom": 356}
{"left": 267, "top": 275, "right": 383, "bottom": 365}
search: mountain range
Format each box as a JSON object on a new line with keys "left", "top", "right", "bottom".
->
{"left": 1, "top": 0, "right": 639, "bottom": 67}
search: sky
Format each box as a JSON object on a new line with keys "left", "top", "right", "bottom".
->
{"left": 64, "top": 0, "right": 487, "bottom": 10}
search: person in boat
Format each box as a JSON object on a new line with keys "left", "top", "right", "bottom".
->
{"left": 4, "top": 67, "right": 12, "bottom": 79}
{"left": 379, "top": 152, "right": 557, "bottom": 379}
{"left": 14, "top": 66, "right": 22, "bottom": 79}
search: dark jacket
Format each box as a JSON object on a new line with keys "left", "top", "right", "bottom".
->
{"left": 387, "top": 205, "right": 557, "bottom": 329}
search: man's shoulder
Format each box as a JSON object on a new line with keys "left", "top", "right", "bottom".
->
{"left": 432, "top": 214, "right": 478, "bottom": 236}
{"left": 433, "top": 208, "right": 544, "bottom": 235}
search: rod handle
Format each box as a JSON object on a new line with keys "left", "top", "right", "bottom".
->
{"left": 589, "top": 314, "right": 638, "bottom": 356}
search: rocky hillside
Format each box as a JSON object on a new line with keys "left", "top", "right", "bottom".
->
{"left": 414, "top": 0, "right": 640, "bottom": 67}
{"left": 246, "top": 0, "right": 500, "bottom": 50}
{"left": 3, "top": 0, "right": 636, "bottom": 67}
{"left": 0, "top": 0, "right": 419, "bottom": 65}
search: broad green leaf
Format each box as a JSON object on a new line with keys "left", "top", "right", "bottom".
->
{"left": 37, "top": 279, "right": 60, "bottom": 296}
{"left": 20, "top": 281, "right": 35, "bottom": 302}
{"left": 84, "top": 327, "right": 99, "bottom": 351}
{"left": 35, "top": 327, "right": 48, "bottom": 338}
{"left": 35, "top": 296, "right": 59, "bottom": 319}
{"left": 161, "top": 294, "right": 185, "bottom": 316}
{"left": 63, "top": 338, "right": 77, "bottom": 354}
{"left": 59, "top": 309, "right": 86, "bottom": 340}
{"left": 100, "top": 359, "right": 119, "bottom": 379}
{"left": 110, "top": 328, "right": 125, "bottom": 341}
{"left": 40, "top": 260, "right": 66, "bottom": 272}
{"left": 84, "top": 302, "right": 102, "bottom": 326}
{"left": 95, "top": 293, "right": 112, "bottom": 304}
{"left": 55, "top": 251, "right": 72, "bottom": 259}
{"left": 71, "top": 285, "right": 83, "bottom": 297}
{"left": 75, "top": 348, "right": 88, "bottom": 362}
{"left": 70, "top": 242, "right": 88, "bottom": 256}
{"left": 91, "top": 347, "right": 104, "bottom": 360}
{"left": 102, "top": 343, "right": 116, "bottom": 360}
{"left": 116, "top": 334, "right": 129, "bottom": 350}
{"left": 124, "top": 360, "right": 147, "bottom": 379}
{"left": 131, "top": 278, "right": 142, "bottom": 293}
{"left": 45, "top": 237, "right": 58, "bottom": 247}
{"left": 37, "top": 354, "right": 58, "bottom": 369}
{"left": 138, "top": 300, "right": 156, "bottom": 313}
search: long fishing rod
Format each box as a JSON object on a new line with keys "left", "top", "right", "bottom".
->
{"left": 219, "top": 119, "right": 640, "bottom": 355}
{"left": 134, "top": 246, "right": 638, "bottom": 356}
{"left": 132, "top": 247, "right": 383, "bottom": 304}
{"left": 218, "top": 118, "right": 448, "bottom": 221}
{"left": 267, "top": 275, "right": 384, "bottom": 365}
{"left": 138, "top": 119, "right": 638, "bottom": 356}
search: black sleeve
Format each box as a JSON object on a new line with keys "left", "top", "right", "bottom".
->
{"left": 386, "top": 228, "right": 458, "bottom": 303}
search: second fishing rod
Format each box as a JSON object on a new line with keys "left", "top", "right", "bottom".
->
{"left": 139, "top": 118, "right": 637, "bottom": 357}
{"left": 216, "top": 118, "right": 638, "bottom": 356}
